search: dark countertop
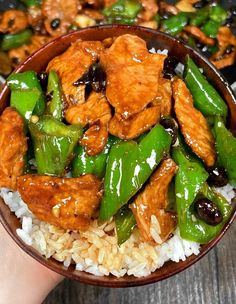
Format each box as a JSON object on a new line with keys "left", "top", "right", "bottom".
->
{"left": 44, "top": 222, "right": 235, "bottom": 304}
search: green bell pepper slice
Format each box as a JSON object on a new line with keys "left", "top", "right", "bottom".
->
{"left": 173, "top": 145, "right": 232, "bottom": 243}
{"left": 201, "top": 20, "right": 221, "bottom": 38}
{"left": 72, "top": 135, "right": 120, "bottom": 178}
{"left": 115, "top": 205, "right": 136, "bottom": 246}
{"left": 7, "top": 71, "right": 45, "bottom": 120}
{"left": 209, "top": 5, "right": 227, "bottom": 23}
{"left": 99, "top": 124, "right": 172, "bottom": 220}
{"left": 103, "top": 0, "right": 142, "bottom": 25}
{"left": 29, "top": 116, "right": 83, "bottom": 176}
{"left": 162, "top": 12, "right": 189, "bottom": 36}
{"left": 184, "top": 56, "right": 228, "bottom": 119}
{"left": 46, "top": 70, "right": 63, "bottom": 121}
{"left": 213, "top": 116, "right": 236, "bottom": 186}
{"left": 190, "top": 7, "right": 209, "bottom": 26}
{"left": 1, "top": 29, "right": 32, "bottom": 51}
{"left": 20, "top": 0, "right": 41, "bottom": 7}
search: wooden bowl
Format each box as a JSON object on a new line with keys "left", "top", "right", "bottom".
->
{"left": 0, "top": 25, "right": 235, "bottom": 287}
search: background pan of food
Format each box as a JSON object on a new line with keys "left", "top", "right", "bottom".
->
{"left": 0, "top": 25, "right": 235, "bottom": 287}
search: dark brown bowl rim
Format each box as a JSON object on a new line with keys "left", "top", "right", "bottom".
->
{"left": 0, "top": 24, "right": 235, "bottom": 288}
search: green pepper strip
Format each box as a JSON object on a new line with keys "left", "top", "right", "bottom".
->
{"left": 115, "top": 205, "right": 136, "bottom": 246}
{"left": 46, "top": 70, "right": 63, "bottom": 121}
{"left": 103, "top": 0, "right": 142, "bottom": 25}
{"left": 184, "top": 56, "right": 228, "bottom": 119}
{"left": 162, "top": 12, "right": 189, "bottom": 36}
{"left": 201, "top": 20, "right": 221, "bottom": 38}
{"left": 172, "top": 145, "right": 232, "bottom": 244}
{"left": 20, "top": 0, "right": 41, "bottom": 7}
{"left": 7, "top": 71, "right": 45, "bottom": 120}
{"left": 213, "top": 116, "right": 236, "bottom": 186}
{"left": 29, "top": 116, "right": 83, "bottom": 176}
{"left": 1, "top": 29, "right": 32, "bottom": 51}
{"left": 72, "top": 135, "right": 120, "bottom": 179}
{"left": 209, "top": 5, "right": 227, "bottom": 23}
{"left": 190, "top": 7, "right": 209, "bottom": 26}
{"left": 99, "top": 124, "right": 172, "bottom": 220}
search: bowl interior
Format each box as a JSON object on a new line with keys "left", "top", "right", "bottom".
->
{"left": 0, "top": 25, "right": 235, "bottom": 287}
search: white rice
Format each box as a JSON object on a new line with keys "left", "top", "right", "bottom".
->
{"left": 0, "top": 184, "right": 234, "bottom": 278}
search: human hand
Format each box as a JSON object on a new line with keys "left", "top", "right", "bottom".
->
{"left": 0, "top": 222, "right": 63, "bottom": 304}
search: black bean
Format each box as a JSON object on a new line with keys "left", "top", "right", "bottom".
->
{"left": 207, "top": 166, "right": 229, "bottom": 187}
{"left": 50, "top": 18, "right": 61, "bottom": 30}
{"left": 163, "top": 56, "right": 178, "bottom": 79}
{"left": 223, "top": 16, "right": 234, "bottom": 27}
{"left": 225, "top": 45, "right": 234, "bottom": 55}
{"left": 46, "top": 91, "right": 53, "bottom": 102}
{"left": 230, "top": 6, "right": 236, "bottom": 17}
{"left": 37, "top": 71, "right": 48, "bottom": 91}
{"left": 73, "top": 63, "right": 106, "bottom": 92}
{"left": 194, "top": 198, "right": 223, "bottom": 226}
{"left": 193, "top": 1, "right": 204, "bottom": 9}
{"left": 160, "top": 117, "right": 178, "bottom": 145}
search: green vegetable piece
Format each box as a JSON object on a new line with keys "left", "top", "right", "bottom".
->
{"left": 72, "top": 136, "right": 120, "bottom": 178}
{"left": 103, "top": 0, "right": 142, "bottom": 25}
{"left": 46, "top": 70, "right": 63, "bottom": 121}
{"left": 173, "top": 145, "right": 232, "bottom": 243}
{"left": 213, "top": 116, "right": 236, "bottom": 186}
{"left": 190, "top": 7, "right": 209, "bottom": 26}
{"left": 8, "top": 71, "right": 45, "bottom": 120}
{"left": 99, "top": 124, "right": 172, "bottom": 220}
{"left": 162, "top": 12, "right": 189, "bottom": 36}
{"left": 209, "top": 5, "right": 227, "bottom": 23}
{"left": 184, "top": 56, "right": 228, "bottom": 119}
{"left": 29, "top": 116, "right": 83, "bottom": 176}
{"left": 1, "top": 29, "right": 32, "bottom": 51}
{"left": 201, "top": 20, "right": 220, "bottom": 38}
{"left": 115, "top": 206, "right": 136, "bottom": 246}
{"left": 20, "top": 0, "right": 41, "bottom": 7}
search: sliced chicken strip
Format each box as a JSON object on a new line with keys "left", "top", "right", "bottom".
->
{"left": 131, "top": 159, "right": 178, "bottom": 244}
{"left": 151, "top": 78, "right": 172, "bottom": 117}
{"left": 47, "top": 41, "right": 104, "bottom": 107}
{"left": 109, "top": 105, "right": 161, "bottom": 140}
{"left": 173, "top": 78, "right": 216, "bottom": 167}
{"left": 0, "top": 10, "right": 28, "bottom": 34}
{"left": 139, "top": 0, "right": 159, "bottom": 21}
{"left": 0, "top": 108, "right": 27, "bottom": 191}
{"left": 100, "top": 34, "right": 166, "bottom": 119}
{"left": 17, "top": 174, "right": 103, "bottom": 231}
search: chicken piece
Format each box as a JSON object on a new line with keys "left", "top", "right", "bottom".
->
{"left": 42, "top": 0, "right": 80, "bottom": 37}
{"left": 184, "top": 26, "right": 215, "bottom": 46}
{"left": 47, "top": 41, "right": 104, "bottom": 107}
{"left": 100, "top": 34, "right": 166, "bottom": 119}
{"left": 131, "top": 159, "right": 178, "bottom": 244}
{"left": 210, "top": 27, "right": 236, "bottom": 69}
{"left": 0, "top": 10, "right": 28, "bottom": 34}
{"left": 27, "top": 6, "right": 45, "bottom": 34}
{"left": 139, "top": 0, "right": 159, "bottom": 22}
{"left": 173, "top": 78, "right": 216, "bottom": 167}
{"left": 109, "top": 105, "right": 161, "bottom": 140}
{"left": 104, "top": 0, "right": 116, "bottom": 7}
{"left": 65, "top": 91, "right": 111, "bottom": 126}
{"left": 138, "top": 21, "right": 158, "bottom": 30}
{"left": 17, "top": 174, "right": 103, "bottom": 231}
{"left": 83, "top": 9, "right": 105, "bottom": 21}
{"left": 159, "top": 2, "right": 179, "bottom": 15}
{"left": 151, "top": 78, "right": 172, "bottom": 117}
{"left": 176, "top": 0, "right": 198, "bottom": 12}
{"left": 0, "top": 108, "right": 27, "bottom": 191}
{"left": 8, "top": 35, "right": 51, "bottom": 67}
{"left": 80, "top": 122, "right": 109, "bottom": 156}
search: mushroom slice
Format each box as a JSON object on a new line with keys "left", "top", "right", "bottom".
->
{"left": 17, "top": 174, "right": 103, "bottom": 231}
{"left": 47, "top": 41, "right": 104, "bottom": 107}
{"left": 109, "top": 105, "right": 161, "bottom": 140}
{"left": 131, "top": 158, "right": 178, "bottom": 244}
{"left": 173, "top": 78, "right": 216, "bottom": 167}
{"left": 100, "top": 34, "right": 166, "bottom": 119}
{"left": 42, "top": 0, "right": 80, "bottom": 37}
{"left": 0, "top": 108, "right": 27, "bottom": 191}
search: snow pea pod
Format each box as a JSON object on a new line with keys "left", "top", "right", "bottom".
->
{"left": 7, "top": 71, "right": 45, "bottom": 120}
{"left": 72, "top": 136, "right": 120, "bottom": 178}
{"left": 29, "top": 116, "right": 83, "bottom": 176}
{"left": 115, "top": 205, "right": 136, "bottom": 246}
{"left": 46, "top": 70, "right": 63, "bottom": 121}
{"left": 173, "top": 145, "right": 232, "bottom": 243}
{"left": 99, "top": 124, "right": 172, "bottom": 220}
{"left": 213, "top": 116, "right": 236, "bottom": 186}
{"left": 184, "top": 56, "right": 228, "bottom": 119}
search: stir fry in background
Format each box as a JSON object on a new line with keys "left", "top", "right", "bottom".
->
{"left": 0, "top": 0, "right": 236, "bottom": 83}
